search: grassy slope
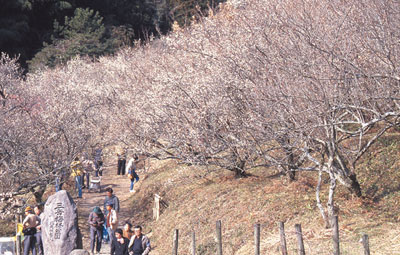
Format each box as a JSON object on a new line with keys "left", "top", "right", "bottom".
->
{"left": 128, "top": 134, "right": 400, "bottom": 255}
{"left": 0, "top": 136, "right": 398, "bottom": 254}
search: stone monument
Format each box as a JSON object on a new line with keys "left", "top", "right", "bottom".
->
{"left": 69, "top": 249, "right": 90, "bottom": 255}
{"left": 42, "top": 190, "right": 82, "bottom": 255}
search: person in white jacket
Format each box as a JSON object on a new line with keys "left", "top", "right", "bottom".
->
{"left": 106, "top": 202, "right": 119, "bottom": 249}
{"left": 126, "top": 155, "right": 139, "bottom": 193}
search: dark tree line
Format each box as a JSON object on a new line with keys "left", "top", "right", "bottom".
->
{"left": 0, "top": 0, "right": 225, "bottom": 70}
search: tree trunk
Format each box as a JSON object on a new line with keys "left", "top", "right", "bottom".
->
{"left": 279, "top": 137, "right": 297, "bottom": 182}
{"left": 233, "top": 160, "right": 247, "bottom": 178}
{"left": 287, "top": 169, "right": 296, "bottom": 182}
{"left": 327, "top": 172, "right": 337, "bottom": 228}
{"left": 32, "top": 186, "right": 46, "bottom": 204}
{"left": 316, "top": 170, "right": 330, "bottom": 228}
{"left": 348, "top": 173, "right": 362, "bottom": 197}
{"left": 333, "top": 157, "right": 362, "bottom": 197}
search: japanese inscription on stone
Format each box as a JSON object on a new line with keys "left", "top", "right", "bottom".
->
{"left": 42, "top": 190, "right": 81, "bottom": 255}
{"left": 49, "top": 202, "right": 65, "bottom": 240}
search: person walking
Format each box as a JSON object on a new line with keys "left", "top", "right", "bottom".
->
{"left": 70, "top": 156, "right": 83, "bottom": 198}
{"left": 103, "top": 187, "right": 119, "bottom": 244}
{"left": 126, "top": 156, "right": 139, "bottom": 193}
{"left": 111, "top": 229, "right": 129, "bottom": 255}
{"left": 83, "top": 157, "right": 96, "bottom": 190}
{"left": 93, "top": 148, "right": 103, "bottom": 177}
{"left": 22, "top": 206, "right": 40, "bottom": 255}
{"left": 128, "top": 226, "right": 151, "bottom": 255}
{"left": 88, "top": 206, "right": 105, "bottom": 255}
{"left": 103, "top": 187, "right": 120, "bottom": 214}
{"left": 106, "top": 202, "right": 118, "bottom": 249}
{"left": 34, "top": 205, "right": 43, "bottom": 255}
{"left": 117, "top": 148, "right": 126, "bottom": 175}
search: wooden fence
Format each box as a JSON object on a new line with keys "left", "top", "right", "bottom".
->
{"left": 171, "top": 217, "right": 371, "bottom": 255}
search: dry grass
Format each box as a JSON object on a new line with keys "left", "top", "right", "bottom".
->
{"left": 1, "top": 136, "right": 399, "bottom": 254}
{"left": 125, "top": 134, "right": 400, "bottom": 255}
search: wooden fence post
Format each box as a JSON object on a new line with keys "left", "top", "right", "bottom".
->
{"left": 254, "top": 224, "right": 260, "bottom": 255}
{"left": 192, "top": 231, "right": 196, "bottom": 255}
{"left": 16, "top": 235, "right": 22, "bottom": 255}
{"left": 153, "top": 194, "right": 161, "bottom": 221}
{"left": 216, "top": 220, "right": 223, "bottom": 255}
{"left": 278, "top": 222, "right": 288, "bottom": 255}
{"left": 173, "top": 229, "right": 179, "bottom": 255}
{"left": 362, "top": 234, "right": 370, "bottom": 255}
{"left": 332, "top": 215, "right": 340, "bottom": 255}
{"left": 15, "top": 214, "right": 18, "bottom": 234}
{"left": 295, "top": 224, "right": 305, "bottom": 255}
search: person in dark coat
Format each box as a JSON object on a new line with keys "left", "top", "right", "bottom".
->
{"left": 88, "top": 206, "right": 105, "bottom": 254}
{"left": 104, "top": 187, "right": 120, "bottom": 214}
{"left": 93, "top": 148, "right": 103, "bottom": 176}
{"left": 117, "top": 148, "right": 126, "bottom": 175}
{"left": 111, "top": 228, "right": 129, "bottom": 255}
{"left": 128, "top": 226, "right": 151, "bottom": 255}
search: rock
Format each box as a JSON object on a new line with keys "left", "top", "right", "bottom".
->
{"left": 42, "top": 190, "right": 82, "bottom": 255}
{"left": 69, "top": 249, "right": 90, "bottom": 255}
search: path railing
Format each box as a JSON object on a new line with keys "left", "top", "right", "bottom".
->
{"left": 170, "top": 217, "right": 371, "bottom": 255}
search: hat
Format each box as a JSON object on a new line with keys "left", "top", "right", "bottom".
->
{"left": 93, "top": 206, "right": 102, "bottom": 214}
{"left": 106, "top": 201, "right": 114, "bottom": 207}
{"left": 115, "top": 228, "right": 123, "bottom": 235}
{"left": 25, "top": 206, "right": 32, "bottom": 212}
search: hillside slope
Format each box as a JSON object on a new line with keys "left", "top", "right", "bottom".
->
{"left": 127, "top": 135, "right": 400, "bottom": 255}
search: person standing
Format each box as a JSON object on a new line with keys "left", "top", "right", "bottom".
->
{"left": 88, "top": 206, "right": 105, "bottom": 255}
{"left": 93, "top": 148, "right": 103, "bottom": 177}
{"left": 126, "top": 155, "right": 139, "bottom": 193}
{"left": 117, "top": 148, "right": 126, "bottom": 175}
{"left": 55, "top": 175, "right": 62, "bottom": 192}
{"left": 34, "top": 205, "right": 43, "bottom": 255}
{"left": 128, "top": 226, "right": 151, "bottom": 255}
{"left": 111, "top": 229, "right": 129, "bottom": 255}
{"left": 106, "top": 202, "right": 118, "bottom": 249}
{"left": 54, "top": 162, "right": 65, "bottom": 192}
{"left": 83, "top": 157, "right": 96, "bottom": 190}
{"left": 123, "top": 222, "right": 133, "bottom": 240}
{"left": 70, "top": 156, "right": 83, "bottom": 198}
{"left": 103, "top": 187, "right": 119, "bottom": 244}
{"left": 103, "top": 188, "right": 120, "bottom": 214}
{"left": 22, "top": 206, "right": 40, "bottom": 255}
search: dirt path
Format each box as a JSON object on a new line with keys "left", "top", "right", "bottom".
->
{"left": 74, "top": 163, "right": 138, "bottom": 254}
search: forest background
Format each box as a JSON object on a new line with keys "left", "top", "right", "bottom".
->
{"left": 0, "top": 0, "right": 224, "bottom": 71}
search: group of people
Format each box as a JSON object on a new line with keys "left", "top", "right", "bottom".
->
{"left": 69, "top": 149, "right": 139, "bottom": 197}
{"left": 88, "top": 187, "right": 151, "bottom": 255}
{"left": 22, "top": 188, "right": 151, "bottom": 255}
{"left": 116, "top": 149, "right": 140, "bottom": 193}
{"left": 22, "top": 205, "right": 43, "bottom": 255}
{"left": 69, "top": 149, "right": 104, "bottom": 198}
{"left": 21, "top": 149, "right": 146, "bottom": 255}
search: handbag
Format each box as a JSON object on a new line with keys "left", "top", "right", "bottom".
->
{"left": 22, "top": 227, "right": 37, "bottom": 236}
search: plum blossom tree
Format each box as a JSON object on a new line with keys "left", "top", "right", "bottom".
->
{"left": 1, "top": 0, "right": 400, "bottom": 228}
